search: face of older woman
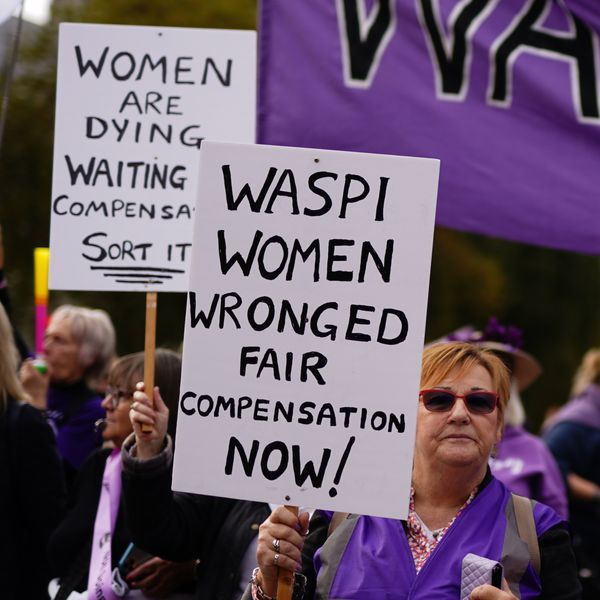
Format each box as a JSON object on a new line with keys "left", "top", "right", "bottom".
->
{"left": 44, "top": 317, "right": 87, "bottom": 384}
{"left": 415, "top": 363, "right": 502, "bottom": 469}
{"left": 100, "top": 381, "right": 135, "bottom": 448}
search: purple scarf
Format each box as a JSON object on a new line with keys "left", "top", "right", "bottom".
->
{"left": 543, "top": 384, "right": 600, "bottom": 433}
{"left": 87, "top": 449, "right": 122, "bottom": 600}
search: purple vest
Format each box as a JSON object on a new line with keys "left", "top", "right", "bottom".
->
{"left": 314, "top": 478, "right": 561, "bottom": 600}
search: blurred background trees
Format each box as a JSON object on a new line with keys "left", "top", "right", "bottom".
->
{"left": 1, "top": 0, "right": 598, "bottom": 430}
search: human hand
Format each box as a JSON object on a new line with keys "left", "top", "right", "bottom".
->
{"left": 470, "top": 579, "right": 517, "bottom": 599}
{"left": 19, "top": 359, "right": 49, "bottom": 410}
{"left": 255, "top": 506, "right": 310, "bottom": 597}
{"left": 129, "top": 382, "right": 169, "bottom": 459}
{"left": 127, "top": 556, "right": 195, "bottom": 598}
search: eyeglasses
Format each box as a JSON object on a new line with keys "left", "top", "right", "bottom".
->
{"left": 419, "top": 389, "right": 499, "bottom": 415}
{"left": 105, "top": 386, "right": 134, "bottom": 409}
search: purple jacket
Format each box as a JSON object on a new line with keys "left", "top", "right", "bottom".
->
{"left": 491, "top": 425, "right": 568, "bottom": 519}
{"left": 46, "top": 381, "right": 104, "bottom": 473}
{"left": 314, "top": 478, "right": 561, "bottom": 599}
{"left": 543, "top": 384, "right": 600, "bottom": 433}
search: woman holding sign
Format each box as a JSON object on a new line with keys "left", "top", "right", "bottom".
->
{"left": 247, "top": 342, "right": 580, "bottom": 600}
{"left": 123, "top": 380, "right": 272, "bottom": 600}
{"left": 48, "top": 349, "right": 195, "bottom": 599}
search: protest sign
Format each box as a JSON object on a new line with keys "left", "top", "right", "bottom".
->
{"left": 172, "top": 141, "right": 439, "bottom": 519}
{"left": 258, "top": 0, "right": 600, "bottom": 254}
{"left": 48, "top": 23, "right": 256, "bottom": 291}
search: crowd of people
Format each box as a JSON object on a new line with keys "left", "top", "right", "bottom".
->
{"left": 1, "top": 256, "right": 599, "bottom": 599}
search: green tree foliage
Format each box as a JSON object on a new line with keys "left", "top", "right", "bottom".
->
{"left": 0, "top": 1, "right": 598, "bottom": 429}
{"left": 426, "top": 229, "right": 600, "bottom": 428}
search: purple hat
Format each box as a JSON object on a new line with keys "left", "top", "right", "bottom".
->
{"left": 441, "top": 317, "right": 542, "bottom": 391}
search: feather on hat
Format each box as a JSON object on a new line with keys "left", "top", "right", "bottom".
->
{"left": 441, "top": 317, "right": 542, "bottom": 391}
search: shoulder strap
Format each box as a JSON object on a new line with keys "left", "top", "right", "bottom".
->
{"left": 512, "top": 493, "right": 541, "bottom": 577}
{"left": 318, "top": 513, "right": 359, "bottom": 599}
{"left": 327, "top": 512, "right": 350, "bottom": 537}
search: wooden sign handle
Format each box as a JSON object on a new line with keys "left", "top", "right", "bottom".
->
{"left": 277, "top": 505, "right": 299, "bottom": 600}
{"left": 142, "top": 292, "right": 157, "bottom": 434}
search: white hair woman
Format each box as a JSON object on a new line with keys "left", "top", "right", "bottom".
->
{"left": 21, "top": 304, "right": 116, "bottom": 487}
{"left": 0, "top": 304, "right": 66, "bottom": 600}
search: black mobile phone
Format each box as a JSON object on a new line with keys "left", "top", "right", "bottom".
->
{"left": 491, "top": 562, "right": 504, "bottom": 588}
{"left": 117, "top": 543, "right": 153, "bottom": 577}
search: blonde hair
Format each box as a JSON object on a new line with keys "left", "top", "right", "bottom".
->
{"left": 571, "top": 348, "right": 600, "bottom": 396}
{"left": 421, "top": 342, "right": 511, "bottom": 419}
{"left": 0, "top": 304, "right": 29, "bottom": 408}
{"left": 50, "top": 305, "right": 116, "bottom": 385}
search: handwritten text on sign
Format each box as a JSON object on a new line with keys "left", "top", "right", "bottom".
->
{"left": 49, "top": 23, "right": 256, "bottom": 292}
{"left": 172, "top": 142, "right": 439, "bottom": 519}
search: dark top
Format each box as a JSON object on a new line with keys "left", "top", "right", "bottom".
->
{"left": 121, "top": 435, "right": 272, "bottom": 600}
{"left": 0, "top": 398, "right": 67, "bottom": 600}
{"left": 544, "top": 420, "right": 600, "bottom": 562}
{"left": 48, "top": 447, "right": 130, "bottom": 589}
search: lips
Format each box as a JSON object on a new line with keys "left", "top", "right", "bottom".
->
{"left": 443, "top": 434, "right": 474, "bottom": 441}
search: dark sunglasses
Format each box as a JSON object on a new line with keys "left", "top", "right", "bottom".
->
{"left": 105, "top": 386, "right": 134, "bottom": 409}
{"left": 420, "top": 389, "right": 499, "bottom": 415}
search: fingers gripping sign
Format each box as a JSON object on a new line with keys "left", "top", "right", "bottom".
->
{"left": 129, "top": 381, "right": 170, "bottom": 459}
{"left": 255, "top": 506, "right": 310, "bottom": 599}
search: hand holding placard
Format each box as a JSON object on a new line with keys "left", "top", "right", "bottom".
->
{"left": 130, "top": 382, "right": 170, "bottom": 459}
{"left": 254, "top": 506, "right": 309, "bottom": 599}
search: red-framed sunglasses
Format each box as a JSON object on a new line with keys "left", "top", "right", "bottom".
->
{"left": 419, "top": 389, "right": 499, "bottom": 415}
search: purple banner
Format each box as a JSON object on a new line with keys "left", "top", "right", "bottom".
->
{"left": 258, "top": 0, "right": 600, "bottom": 254}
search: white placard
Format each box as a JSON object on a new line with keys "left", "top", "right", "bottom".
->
{"left": 173, "top": 141, "right": 439, "bottom": 519}
{"left": 48, "top": 23, "right": 256, "bottom": 291}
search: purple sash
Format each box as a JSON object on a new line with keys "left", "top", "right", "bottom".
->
{"left": 87, "top": 449, "right": 122, "bottom": 600}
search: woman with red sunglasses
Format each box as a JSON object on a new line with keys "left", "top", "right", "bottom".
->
{"left": 245, "top": 342, "right": 580, "bottom": 600}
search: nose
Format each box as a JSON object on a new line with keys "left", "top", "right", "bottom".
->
{"left": 101, "top": 394, "right": 113, "bottom": 411}
{"left": 447, "top": 397, "right": 470, "bottom": 423}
